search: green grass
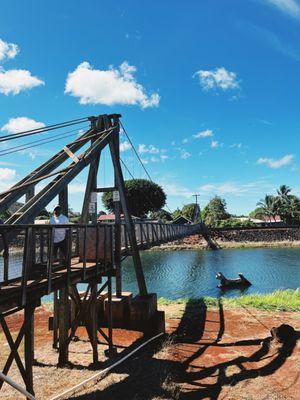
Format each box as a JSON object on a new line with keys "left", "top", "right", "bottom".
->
{"left": 158, "top": 289, "right": 300, "bottom": 312}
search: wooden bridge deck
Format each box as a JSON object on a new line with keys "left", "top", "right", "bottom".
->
{"left": 0, "top": 222, "right": 202, "bottom": 314}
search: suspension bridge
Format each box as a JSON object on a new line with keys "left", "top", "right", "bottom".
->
{"left": 0, "top": 113, "right": 205, "bottom": 398}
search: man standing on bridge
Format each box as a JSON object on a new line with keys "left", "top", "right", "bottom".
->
{"left": 50, "top": 205, "right": 69, "bottom": 262}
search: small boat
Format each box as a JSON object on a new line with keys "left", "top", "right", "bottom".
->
{"left": 216, "top": 272, "right": 251, "bottom": 289}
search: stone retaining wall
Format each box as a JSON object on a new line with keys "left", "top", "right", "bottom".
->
{"left": 210, "top": 227, "right": 300, "bottom": 243}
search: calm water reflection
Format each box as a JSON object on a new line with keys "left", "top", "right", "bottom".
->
{"left": 6, "top": 247, "right": 298, "bottom": 302}
{"left": 120, "top": 248, "right": 300, "bottom": 299}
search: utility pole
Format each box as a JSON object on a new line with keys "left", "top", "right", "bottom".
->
{"left": 192, "top": 194, "right": 202, "bottom": 223}
{"left": 193, "top": 194, "right": 200, "bottom": 206}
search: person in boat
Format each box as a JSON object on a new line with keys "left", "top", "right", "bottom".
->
{"left": 50, "top": 205, "right": 69, "bottom": 262}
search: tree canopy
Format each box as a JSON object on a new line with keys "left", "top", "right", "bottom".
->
{"left": 102, "top": 179, "right": 166, "bottom": 217}
{"left": 181, "top": 203, "right": 200, "bottom": 222}
{"left": 202, "top": 196, "right": 230, "bottom": 226}
{"left": 149, "top": 209, "right": 172, "bottom": 222}
{"left": 255, "top": 185, "right": 300, "bottom": 224}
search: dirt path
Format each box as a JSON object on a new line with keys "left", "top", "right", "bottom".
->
{"left": 0, "top": 303, "right": 299, "bottom": 399}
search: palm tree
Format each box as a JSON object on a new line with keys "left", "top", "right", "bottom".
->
{"left": 257, "top": 195, "right": 277, "bottom": 222}
{"left": 276, "top": 185, "right": 293, "bottom": 223}
{"left": 277, "top": 185, "right": 292, "bottom": 198}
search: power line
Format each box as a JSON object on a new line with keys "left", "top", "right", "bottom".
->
{"left": 0, "top": 116, "right": 90, "bottom": 144}
{"left": 0, "top": 124, "right": 115, "bottom": 158}
{"left": 120, "top": 157, "right": 172, "bottom": 217}
{"left": 120, "top": 121, "right": 152, "bottom": 182}
{"left": 120, "top": 121, "right": 173, "bottom": 214}
{"left": 120, "top": 157, "right": 159, "bottom": 213}
{"left": 0, "top": 125, "right": 89, "bottom": 157}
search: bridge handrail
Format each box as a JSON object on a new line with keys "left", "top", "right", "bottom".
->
{"left": 0, "top": 221, "right": 202, "bottom": 309}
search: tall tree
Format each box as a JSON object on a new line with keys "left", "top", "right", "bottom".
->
{"left": 149, "top": 209, "right": 172, "bottom": 222}
{"left": 257, "top": 195, "right": 277, "bottom": 222}
{"left": 202, "top": 196, "right": 230, "bottom": 226}
{"left": 172, "top": 208, "right": 181, "bottom": 220}
{"left": 181, "top": 203, "right": 200, "bottom": 222}
{"left": 277, "top": 185, "right": 292, "bottom": 197}
{"left": 102, "top": 179, "right": 166, "bottom": 218}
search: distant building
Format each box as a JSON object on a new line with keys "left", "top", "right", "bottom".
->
{"left": 236, "top": 215, "right": 284, "bottom": 226}
{"left": 171, "top": 216, "right": 191, "bottom": 225}
{"left": 263, "top": 215, "right": 282, "bottom": 223}
{"left": 98, "top": 214, "right": 140, "bottom": 223}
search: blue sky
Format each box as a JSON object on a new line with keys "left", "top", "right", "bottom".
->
{"left": 1, "top": 0, "right": 300, "bottom": 215}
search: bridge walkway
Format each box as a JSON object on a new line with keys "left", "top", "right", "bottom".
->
{"left": 0, "top": 222, "right": 201, "bottom": 314}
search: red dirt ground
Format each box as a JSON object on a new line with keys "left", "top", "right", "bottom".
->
{"left": 0, "top": 303, "right": 299, "bottom": 399}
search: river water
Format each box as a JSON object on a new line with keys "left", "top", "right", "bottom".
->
{"left": 2, "top": 248, "right": 300, "bottom": 301}
{"left": 120, "top": 248, "right": 300, "bottom": 299}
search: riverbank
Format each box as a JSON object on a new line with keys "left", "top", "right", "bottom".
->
{"left": 158, "top": 289, "right": 300, "bottom": 312}
{"left": 149, "top": 233, "right": 300, "bottom": 250}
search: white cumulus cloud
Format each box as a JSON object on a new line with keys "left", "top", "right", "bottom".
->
{"left": 193, "top": 129, "right": 214, "bottom": 139}
{"left": 68, "top": 184, "right": 86, "bottom": 194}
{"left": 211, "top": 140, "right": 220, "bottom": 149}
{"left": 120, "top": 140, "right": 132, "bottom": 152}
{"left": 257, "top": 154, "right": 294, "bottom": 169}
{"left": 138, "top": 144, "right": 160, "bottom": 154}
{"left": 0, "top": 39, "right": 19, "bottom": 62}
{"left": 230, "top": 143, "right": 242, "bottom": 149}
{"left": 1, "top": 117, "right": 45, "bottom": 134}
{"left": 180, "top": 149, "right": 191, "bottom": 159}
{"left": 194, "top": 67, "right": 240, "bottom": 91}
{"left": 264, "top": 0, "right": 300, "bottom": 18}
{"left": 162, "top": 182, "right": 193, "bottom": 198}
{"left": 0, "top": 167, "right": 16, "bottom": 181}
{"left": 65, "top": 61, "right": 160, "bottom": 108}
{"left": 138, "top": 143, "right": 169, "bottom": 163}
{"left": 0, "top": 68, "right": 44, "bottom": 95}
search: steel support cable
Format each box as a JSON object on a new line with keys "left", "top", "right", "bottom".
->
{"left": 0, "top": 371, "right": 36, "bottom": 400}
{"left": 49, "top": 332, "right": 164, "bottom": 400}
{"left": 120, "top": 121, "right": 173, "bottom": 214}
{"left": 0, "top": 125, "right": 114, "bottom": 158}
{"left": 120, "top": 157, "right": 167, "bottom": 216}
{"left": 0, "top": 166, "right": 73, "bottom": 196}
{"left": 0, "top": 126, "right": 116, "bottom": 196}
{"left": 0, "top": 117, "right": 90, "bottom": 144}
{"left": 0, "top": 125, "right": 89, "bottom": 157}
{"left": 120, "top": 121, "right": 152, "bottom": 181}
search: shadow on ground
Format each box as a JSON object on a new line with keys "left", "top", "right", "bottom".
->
{"left": 68, "top": 299, "right": 299, "bottom": 400}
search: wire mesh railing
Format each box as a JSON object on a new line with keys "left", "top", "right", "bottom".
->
{"left": 0, "top": 224, "right": 114, "bottom": 307}
{"left": 0, "top": 221, "right": 201, "bottom": 309}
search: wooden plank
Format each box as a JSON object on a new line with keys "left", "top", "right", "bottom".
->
{"left": 113, "top": 129, "right": 122, "bottom": 298}
{"left": 90, "top": 284, "right": 98, "bottom": 364}
{"left": 80, "top": 131, "right": 101, "bottom": 224}
{"left": 5, "top": 125, "right": 117, "bottom": 225}
{"left": 0, "top": 315, "right": 28, "bottom": 389}
{"left": 109, "top": 122, "right": 148, "bottom": 296}
{"left": 58, "top": 287, "right": 69, "bottom": 365}
{"left": 24, "top": 303, "right": 35, "bottom": 395}
{"left": 21, "top": 227, "right": 33, "bottom": 307}
{"left": 0, "top": 127, "right": 94, "bottom": 214}
{"left": 59, "top": 186, "right": 68, "bottom": 217}
{"left": 53, "top": 291, "right": 58, "bottom": 349}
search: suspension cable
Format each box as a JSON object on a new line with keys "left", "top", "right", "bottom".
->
{"left": 0, "top": 116, "right": 90, "bottom": 143}
{"left": 0, "top": 125, "right": 89, "bottom": 157}
{"left": 0, "top": 125, "right": 115, "bottom": 157}
{"left": 120, "top": 157, "right": 170, "bottom": 215}
{"left": 120, "top": 122, "right": 173, "bottom": 214}
{"left": 120, "top": 121, "right": 152, "bottom": 182}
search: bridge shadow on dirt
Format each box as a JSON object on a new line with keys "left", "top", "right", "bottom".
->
{"left": 68, "top": 299, "right": 299, "bottom": 400}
